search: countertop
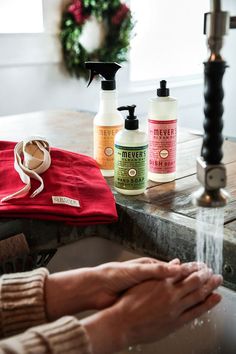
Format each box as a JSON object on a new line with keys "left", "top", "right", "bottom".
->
{"left": 0, "top": 110, "right": 236, "bottom": 289}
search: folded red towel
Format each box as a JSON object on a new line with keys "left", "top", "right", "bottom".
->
{"left": 0, "top": 141, "right": 118, "bottom": 225}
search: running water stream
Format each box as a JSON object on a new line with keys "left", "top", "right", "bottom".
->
{"left": 123, "top": 208, "right": 225, "bottom": 354}
{"left": 196, "top": 207, "right": 225, "bottom": 274}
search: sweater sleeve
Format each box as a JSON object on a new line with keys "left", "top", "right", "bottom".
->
{"left": 0, "top": 269, "right": 93, "bottom": 354}
{"left": 0, "top": 316, "right": 92, "bottom": 354}
{"left": 0, "top": 268, "right": 49, "bottom": 338}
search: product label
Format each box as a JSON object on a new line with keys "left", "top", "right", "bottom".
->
{"left": 148, "top": 119, "right": 177, "bottom": 174}
{"left": 52, "top": 196, "right": 80, "bottom": 207}
{"left": 94, "top": 125, "right": 122, "bottom": 170}
{"left": 114, "top": 145, "right": 148, "bottom": 190}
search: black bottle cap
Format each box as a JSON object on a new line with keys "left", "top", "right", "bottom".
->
{"left": 101, "top": 80, "right": 116, "bottom": 90}
{"left": 118, "top": 105, "right": 138, "bottom": 130}
{"left": 157, "top": 80, "right": 169, "bottom": 97}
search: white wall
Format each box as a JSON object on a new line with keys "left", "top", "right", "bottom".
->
{"left": 0, "top": 0, "right": 235, "bottom": 138}
{"left": 0, "top": 0, "right": 100, "bottom": 115}
{"left": 222, "top": 0, "right": 236, "bottom": 139}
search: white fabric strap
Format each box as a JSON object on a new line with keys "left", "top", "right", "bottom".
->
{"left": 1, "top": 137, "right": 51, "bottom": 202}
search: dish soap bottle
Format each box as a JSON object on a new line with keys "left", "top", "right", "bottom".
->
{"left": 114, "top": 105, "right": 148, "bottom": 195}
{"left": 85, "top": 61, "right": 123, "bottom": 177}
{"left": 148, "top": 80, "right": 177, "bottom": 182}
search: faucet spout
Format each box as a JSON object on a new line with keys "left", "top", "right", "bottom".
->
{"left": 193, "top": 157, "right": 230, "bottom": 208}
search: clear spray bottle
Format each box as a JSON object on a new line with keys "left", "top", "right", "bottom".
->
{"left": 85, "top": 62, "right": 123, "bottom": 177}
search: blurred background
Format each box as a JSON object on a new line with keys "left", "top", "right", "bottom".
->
{"left": 0, "top": 0, "right": 235, "bottom": 138}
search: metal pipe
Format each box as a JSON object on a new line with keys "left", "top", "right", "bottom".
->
{"left": 211, "top": 0, "right": 221, "bottom": 12}
{"left": 204, "top": 0, "right": 229, "bottom": 62}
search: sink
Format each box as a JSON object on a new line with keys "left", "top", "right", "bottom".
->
{"left": 48, "top": 237, "right": 236, "bottom": 354}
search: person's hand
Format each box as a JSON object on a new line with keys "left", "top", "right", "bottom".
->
{"left": 114, "top": 269, "right": 223, "bottom": 347}
{"left": 81, "top": 267, "right": 223, "bottom": 354}
{"left": 45, "top": 257, "right": 200, "bottom": 320}
{"left": 91, "top": 258, "right": 203, "bottom": 309}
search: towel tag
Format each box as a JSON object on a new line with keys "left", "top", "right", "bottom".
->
{"left": 52, "top": 196, "right": 80, "bottom": 207}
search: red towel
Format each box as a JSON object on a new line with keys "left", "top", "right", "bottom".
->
{"left": 0, "top": 141, "right": 118, "bottom": 225}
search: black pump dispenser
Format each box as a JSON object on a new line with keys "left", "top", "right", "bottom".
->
{"left": 85, "top": 62, "right": 121, "bottom": 90}
{"left": 118, "top": 105, "right": 138, "bottom": 130}
{"left": 157, "top": 80, "right": 170, "bottom": 97}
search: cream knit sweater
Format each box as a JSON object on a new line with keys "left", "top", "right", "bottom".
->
{"left": 0, "top": 268, "right": 92, "bottom": 354}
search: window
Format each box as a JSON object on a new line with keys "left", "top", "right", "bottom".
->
{"left": 0, "top": 0, "right": 44, "bottom": 34}
{"left": 130, "top": 0, "right": 209, "bottom": 82}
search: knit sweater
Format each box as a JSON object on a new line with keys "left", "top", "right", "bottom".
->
{"left": 0, "top": 268, "right": 92, "bottom": 354}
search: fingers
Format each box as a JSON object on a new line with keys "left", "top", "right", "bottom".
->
{"left": 109, "top": 259, "right": 209, "bottom": 285}
{"left": 173, "top": 262, "right": 207, "bottom": 283}
{"left": 169, "top": 258, "right": 180, "bottom": 265}
{"left": 123, "top": 257, "right": 165, "bottom": 265}
{"left": 125, "top": 257, "right": 180, "bottom": 266}
{"left": 96, "top": 258, "right": 161, "bottom": 271}
{"left": 179, "top": 292, "right": 222, "bottom": 326}
{"left": 175, "top": 267, "right": 215, "bottom": 300}
{"left": 124, "top": 263, "right": 183, "bottom": 284}
{"left": 180, "top": 274, "right": 223, "bottom": 311}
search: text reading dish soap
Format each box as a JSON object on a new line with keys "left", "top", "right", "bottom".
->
{"left": 85, "top": 62, "right": 123, "bottom": 177}
{"left": 114, "top": 105, "right": 148, "bottom": 195}
{"left": 148, "top": 80, "right": 178, "bottom": 182}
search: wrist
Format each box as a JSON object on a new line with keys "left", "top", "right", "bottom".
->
{"left": 45, "top": 268, "right": 100, "bottom": 320}
{"left": 81, "top": 307, "right": 126, "bottom": 354}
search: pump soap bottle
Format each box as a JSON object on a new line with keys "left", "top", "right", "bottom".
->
{"left": 85, "top": 62, "right": 123, "bottom": 177}
{"left": 114, "top": 105, "right": 148, "bottom": 195}
{"left": 148, "top": 80, "right": 177, "bottom": 182}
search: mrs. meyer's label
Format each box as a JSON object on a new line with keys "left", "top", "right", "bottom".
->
{"left": 114, "top": 145, "right": 148, "bottom": 190}
{"left": 148, "top": 119, "right": 177, "bottom": 174}
{"left": 94, "top": 125, "right": 122, "bottom": 170}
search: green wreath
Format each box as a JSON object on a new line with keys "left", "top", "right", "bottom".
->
{"left": 60, "top": 0, "right": 134, "bottom": 79}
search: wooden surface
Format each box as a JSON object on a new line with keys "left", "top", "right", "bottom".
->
{"left": 1, "top": 110, "right": 236, "bottom": 288}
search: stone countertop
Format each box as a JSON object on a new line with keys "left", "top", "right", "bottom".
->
{"left": 0, "top": 110, "right": 236, "bottom": 290}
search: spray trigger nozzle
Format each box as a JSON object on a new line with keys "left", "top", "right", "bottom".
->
{"left": 85, "top": 62, "right": 122, "bottom": 90}
{"left": 87, "top": 69, "right": 98, "bottom": 87}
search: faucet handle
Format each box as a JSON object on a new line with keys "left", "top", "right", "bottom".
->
{"left": 202, "top": 61, "right": 227, "bottom": 165}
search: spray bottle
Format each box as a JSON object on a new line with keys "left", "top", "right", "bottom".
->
{"left": 148, "top": 80, "right": 178, "bottom": 182}
{"left": 114, "top": 105, "right": 148, "bottom": 195}
{"left": 85, "top": 62, "right": 123, "bottom": 177}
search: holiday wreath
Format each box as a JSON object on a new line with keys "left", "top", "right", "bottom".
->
{"left": 60, "top": 0, "right": 134, "bottom": 79}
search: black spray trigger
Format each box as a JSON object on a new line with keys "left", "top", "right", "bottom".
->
{"left": 87, "top": 70, "right": 97, "bottom": 87}
{"left": 85, "top": 62, "right": 121, "bottom": 90}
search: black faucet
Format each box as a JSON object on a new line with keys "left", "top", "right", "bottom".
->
{"left": 193, "top": 0, "right": 235, "bottom": 208}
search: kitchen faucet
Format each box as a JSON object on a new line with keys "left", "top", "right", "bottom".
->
{"left": 193, "top": 0, "right": 235, "bottom": 207}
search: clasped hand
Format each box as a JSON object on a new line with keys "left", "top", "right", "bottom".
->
{"left": 45, "top": 257, "right": 222, "bottom": 354}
